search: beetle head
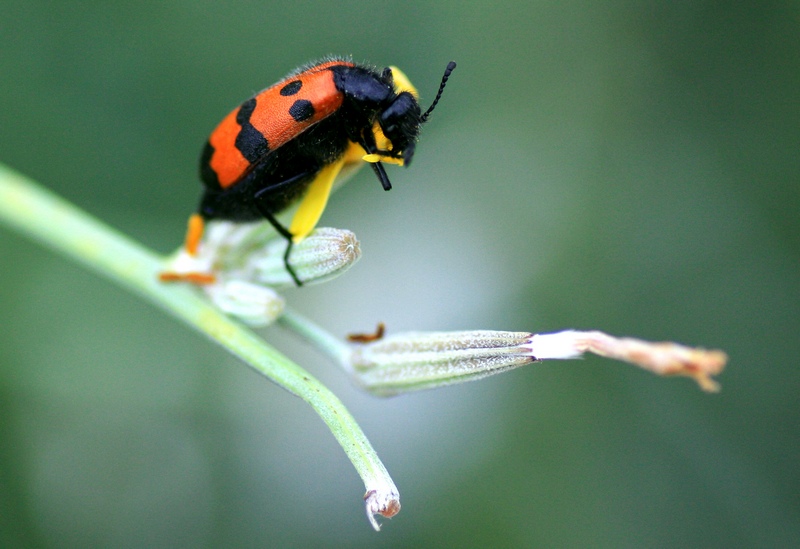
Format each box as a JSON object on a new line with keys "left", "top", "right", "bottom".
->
{"left": 378, "top": 92, "right": 421, "bottom": 165}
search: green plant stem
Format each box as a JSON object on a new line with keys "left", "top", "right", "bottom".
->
{"left": 0, "top": 163, "right": 397, "bottom": 514}
{"left": 279, "top": 307, "right": 353, "bottom": 371}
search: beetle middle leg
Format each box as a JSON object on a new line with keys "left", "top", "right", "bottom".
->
{"left": 253, "top": 172, "right": 312, "bottom": 287}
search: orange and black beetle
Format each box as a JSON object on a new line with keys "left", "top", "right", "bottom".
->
{"left": 181, "top": 57, "right": 456, "bottom": 285}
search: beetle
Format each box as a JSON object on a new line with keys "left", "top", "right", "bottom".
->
{"left": 174, "top": 57, "right": 456, "bottom": 286}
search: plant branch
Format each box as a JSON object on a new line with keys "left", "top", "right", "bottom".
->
{"left": 0, "top": 162, "right": 399, "bottom": 530}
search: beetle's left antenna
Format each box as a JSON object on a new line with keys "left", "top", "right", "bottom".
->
{"left": 420, "top": 61, "right": 457, "bottom": 123}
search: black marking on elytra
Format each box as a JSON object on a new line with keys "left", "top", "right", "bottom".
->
{"left": 280, "top": 80, "right": 302, "bottom": 96}
{"left": 235, "top": 98, "right": 270, "bottom": 163}
{"left": 288, "top": 99, "right": 315, "bottom": 122}
{"left": 199, "top": 140, "right": 221, "bottom": 189}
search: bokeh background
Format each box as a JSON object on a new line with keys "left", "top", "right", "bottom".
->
{"left": 1, "top": 1, "right": 798, "bottom": 547}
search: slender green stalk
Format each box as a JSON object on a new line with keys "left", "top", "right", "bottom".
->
{"left": 279, "top": 307, "right": 353, "bottom": 369}
{"left": 0, "top": 163, "right": 398, "bottom": 528}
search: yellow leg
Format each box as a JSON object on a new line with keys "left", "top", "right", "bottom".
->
{"left": 185, "top": 213, "right": 205, "bottom": 255}
{"left": 158, "top": 213, "right": 215, "bottom": 285}
{"left": 289, "top": 158, "right": 345, "bottom": 242}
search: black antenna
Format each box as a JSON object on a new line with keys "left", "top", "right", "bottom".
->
{"left": 420, "top": 61, "right": 457, "bottom": 123}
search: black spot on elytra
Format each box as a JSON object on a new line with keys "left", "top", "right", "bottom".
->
{"left": 235, "top": 97, "right": 270, "bottom": 163}
{"left": 280, "top": 80, "right": 302, "bottom": 96}
{"left": 288, "top": 99, "right": 314, "bottom": 122}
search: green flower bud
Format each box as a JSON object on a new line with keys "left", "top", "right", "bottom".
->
{"left": 249, "top": 227, "right": 361, "bottom": 287}
{"left": 350, "top": 330, "right": 537, "bottom": 396}
{"left": 203, "top": 280, "right": 284, "bottom": 327}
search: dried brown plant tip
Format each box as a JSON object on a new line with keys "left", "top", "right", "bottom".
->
{"left": 561, "top": 331, "right": 728, "bottom": 392}
{"left": 364, "top": 488, "right": 401, "bottom": 531}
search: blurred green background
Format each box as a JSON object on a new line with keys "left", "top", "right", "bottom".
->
{"left": 1, "top": 1, "right": 798, "bottom": 547}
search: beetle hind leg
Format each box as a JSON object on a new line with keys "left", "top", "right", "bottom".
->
{"left": 158, "top": 213, "right": 217, "bottom": 285}
{"left": 184, "top": 213, "right": 205, "bottom": 256}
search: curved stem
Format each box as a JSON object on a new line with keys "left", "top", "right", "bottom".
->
{"left": 0, "top": 163, "right": 398, "bottom": 528}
